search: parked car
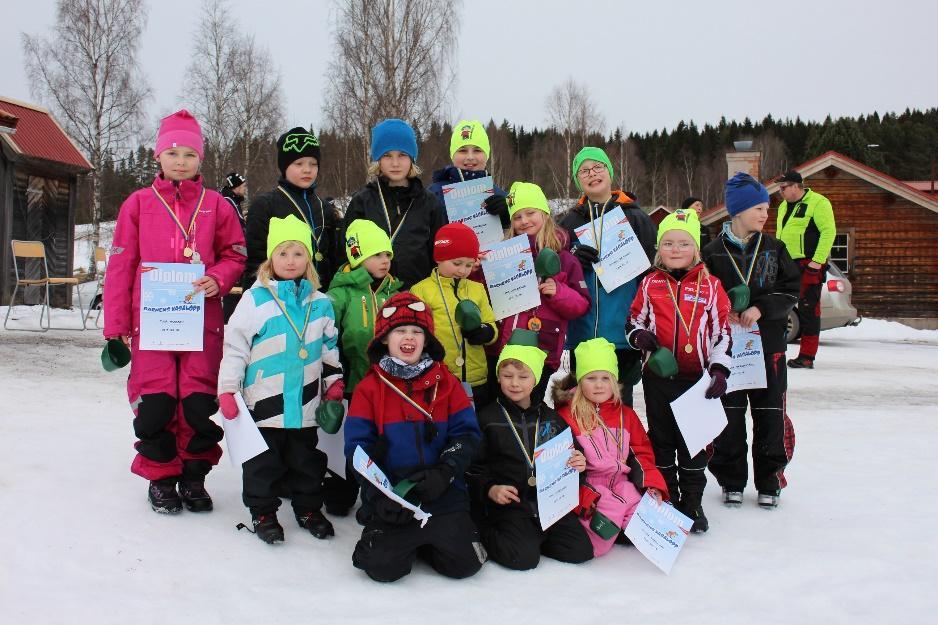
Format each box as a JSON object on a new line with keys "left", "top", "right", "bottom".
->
{"left": 787, "top": 263, "right": 860, "bottom": 342}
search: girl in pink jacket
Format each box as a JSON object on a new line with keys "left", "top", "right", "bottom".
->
{"left": 104, "top": 110, "right": 246, "bottom": 515}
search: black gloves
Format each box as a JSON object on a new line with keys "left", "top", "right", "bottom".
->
{"left": 482, "top": 194, "right": 508, "bottom": 217}
{"left": 630, "top": 329, "right": 659, "bottom": 352}
{"left": 570, "top": 243, "right": 600, "bottom": 271}
{"left": 705, "top": 366, "right": 729, "bottom": 399}
{"left": 408, "top": 465, "right": 455, "bottom": 503}
{"left": 463, "top": 324, "right": 495, "bottom": 346}
{"left": 374, "top": 497, "right": 415, "bottom": 525}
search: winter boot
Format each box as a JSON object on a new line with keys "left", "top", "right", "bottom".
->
{"left": 296, "top": 510, "right": 335, "bottom": 539}
{"left": 252, "top": 512, "right": 285, "bottom": 544}
{"left": 148, "top": 478, "right": 183, "bottom": 514}
{"left": 678, "top": 494, "right": 709, "bottom": 533}
{"left": 757, "top": 491, "right": 780, "bottom": 509}
{"left": 787, "top": 355, "right": 814, "bottom": 369}
{"left": 722, "top": 489, "right": 744, "bottom": 507}
{"left": 178, "top": 480, "right": 213, "bottom": 512}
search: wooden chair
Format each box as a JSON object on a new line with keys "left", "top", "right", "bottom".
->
{"left": 4, "top": 240, "right": 86, "bottom": 331}
{"left": 80, "top": 246, "right": 107, "bottom": 328}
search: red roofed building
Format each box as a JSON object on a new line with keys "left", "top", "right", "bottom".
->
{"left": 702, "top": 150, "right": 938, "bottom": 324}
{"left": 1, "top": 96, "right": 92, "bottom": 307}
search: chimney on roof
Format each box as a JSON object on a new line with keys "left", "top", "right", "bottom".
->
{"left": 726, "top": 140, "right": 760, "bottom": 182}
{"left": 0, "top": 109, "right": 17, "bottom": 135}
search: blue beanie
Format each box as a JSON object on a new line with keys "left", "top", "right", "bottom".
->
{"left": 370, "top": 119, "right": 418, "bottom": 163}
{"left": 725, "top": 172, "right": 770, "bottom": 216}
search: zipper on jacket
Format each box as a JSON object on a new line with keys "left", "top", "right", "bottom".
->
{"left": 603, "top": 427, "right": 626, "bottom": 503}
{"left": 413, "top": 421, "right": 425, "bottom": 466}
{"left": 361, "top": 296, "right": 368, "bottom": 327}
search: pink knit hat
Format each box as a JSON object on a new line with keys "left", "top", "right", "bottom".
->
{"left": 155, "top": 110, "right": 204, "bottom": 160}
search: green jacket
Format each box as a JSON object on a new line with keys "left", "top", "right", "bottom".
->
{"left": 410, "top": 270, "right": 498, "bottom": 387}
{"left": 327, "top": 263, "right": 402, "bottom": 392}
{"left": 776, "top": 188, "right": 837, "bottom": 264}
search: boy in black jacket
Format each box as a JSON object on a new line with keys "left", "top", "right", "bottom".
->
{"left": 468, "top": 336, "right": 593, "bottom": 570}
{"left": 245, "top": 128, "right": 342, "bottom": 290}
{"left": 343, "top": 119, "right": 444, "bottom": 290}
{"left": 702, "top": 173, "right": 801, "bottom": 510}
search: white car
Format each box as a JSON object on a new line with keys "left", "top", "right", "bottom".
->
{"left": 787, "top": 263, "right": 860, "bottom": 342}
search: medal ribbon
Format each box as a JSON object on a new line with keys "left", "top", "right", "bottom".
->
{"left": 498, "top": 402, "right": 539, "bottom": 474}
{"left": 664, "top": 272, "right": 703, "bottom": 348}
{"left": 151, "top": 186, "right": 206, "bottom": 250}
{"left": 277, "top": 186, "right": 324, "bottom": 257}
{"left": 595, "top": 406, "right": 626, "bottom": 463}
{"left": 377, "top": 372, "right": 438, "bottom": 421}
{"left": 722, "top": 232, "right": 763, "bottom": 286}
{"left": 376, "top": 183, "right": 414, "bottom": 244}
{"left": 433, "top": 270, "right": 467, "bottom": 381}
{"left": 265, "top": 284, "right": 313, "bottom": 357}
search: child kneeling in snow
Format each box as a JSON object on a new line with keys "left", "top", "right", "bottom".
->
{"left": 217, "top": 215, "right": 344, "bottom": 544}
{"left": 344, "top": 292, "right": 486, "bottom": 582}
{"left": 555, "top": 338, "right": 668, "bottom": 557}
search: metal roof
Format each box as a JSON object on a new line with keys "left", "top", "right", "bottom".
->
{"left": 0, "top": 96, "right": 92, "bottom": 171}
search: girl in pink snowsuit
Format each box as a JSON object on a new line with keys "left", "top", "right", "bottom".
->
{"left": 104, "top": 110, "right": 246, "bottom": 514}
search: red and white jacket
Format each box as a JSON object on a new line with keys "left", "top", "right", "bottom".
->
{"left": 628, "top": 263, "right": 732, "bottom": 377}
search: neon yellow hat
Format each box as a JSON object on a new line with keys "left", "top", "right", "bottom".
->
{"left": 267, "top": 214, "right": 313, "bottom": 259}
{"left": 450, "top": 120, "right": 490, "bottom": 159}
{"left": 574, "top": 338, "right": 619, "bottom": 381}
{"left": 657, "top": 209, "right": 701, "bottom": 249}
{"left": 345, "top": 219, "right": 393, "bottom": 268}
{"left": 497, "top": 344, "right": 548, "bottom": 385}
{"left": 507, "top": 181, "right": 550, "bottom": 218}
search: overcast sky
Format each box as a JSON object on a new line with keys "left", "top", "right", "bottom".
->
{"left": 3, "top": 0, "right": 937, "bottom": 138}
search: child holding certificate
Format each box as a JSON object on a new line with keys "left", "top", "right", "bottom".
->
{"left": 492, "top": 181, "right": 590, "bottom": 402}
{"left": 554, "top": 338, "right": 668, "bottom": 557}
{"left": 217, "top": 215, "right": 344, "bottom": 544}
{"left": 469, "top": 335, "right": 593, "bottom": 570}
{"left": 627, "top": 210, "right": 732, "bottom": 533}
{"left": 411, "top": 222, "right": 498, "bottom": 407}
{"left": 702, "top": 173, "right": 800, "bottom": 509}
{"left": 103, "top": 110, "right": 245, "bottom": 515}
{"left": 559, "top": 147, "right": 657, "bottom": 405}
{"left": 345, "top": 292, "right": 485, "bottom": 582}
{"left": 343, "top": 119, "right": 444, "bottom": 289}
{"left": 427, "top": 119, "right": 510, "bottom": 225}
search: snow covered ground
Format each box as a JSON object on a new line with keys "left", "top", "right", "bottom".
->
{"left": 1, "top": 316, "right": 936, "bottom": 624}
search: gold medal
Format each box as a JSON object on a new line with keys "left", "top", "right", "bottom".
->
{"left": 314, "top": 251, "right": 324, "bottom": 262}
{"left": 183, "top": 247, "right": 193, "bottom": 258}
{"left": 595, "top": 266, "right": 604, "bottom": 276}
{"left": 527, "top": 316, "right": 542, "bottom": 332}
{"left": 298, "top": 347, "right": 308, "bottom": 359}
{"left": 685, "top": 343, "right": 693, "bottom": 354}
{"left": 455, "top": 356, "right": 465, "bottom": 367}
{"left": 528, "top": 475, "right": 537, "bottom": 487}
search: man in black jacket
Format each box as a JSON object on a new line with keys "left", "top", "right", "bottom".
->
{"left": 244, "top": 128, "right": 342, "bottom": 290}
{"left": 702, "top": 173, "right": 801, "bottom": 510}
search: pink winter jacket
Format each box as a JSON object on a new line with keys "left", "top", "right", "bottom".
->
{"left": 104, "top": 174, "right": 247, "bottom": 339}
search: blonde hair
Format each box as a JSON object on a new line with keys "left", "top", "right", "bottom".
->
{"left": 508, "top": 212, "right": 566, "bottom": 253}
{"left": 570, "top": 376, "right": 621, "bottom": 435}
{"left": 257, "top": 241, "right": 320, "bottom": 289}
{"left": 367, "top": 161, "right": 422, "bottom": 180}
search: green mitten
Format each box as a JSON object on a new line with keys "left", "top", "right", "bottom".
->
{"left": 315, "top": 400, "right": 345, "bottom": 434}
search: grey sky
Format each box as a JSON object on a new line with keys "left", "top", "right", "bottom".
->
{"left": 3, "top": 0, "right": 937, "bottom": 139}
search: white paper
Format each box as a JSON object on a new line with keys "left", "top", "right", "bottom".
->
{"left": 573, "top": 207, "right": 650, "bottom": 293}
{"left": 669, "top": 375, "right": 729, "bottom": 456}
{"left": 725, "top": 324, "right": 768, "bottom": 393}
{"left": 623, "top": 493, "right": 694, "bottom": 575}
{"left": 139, "top": 262, "right": 205, "bottom": 351}
{"left": 532, "top": 428, "right": 579, "bottom": 531}
{"left": 316, "top": 403, "right": 348, "bottom": 478}
{"left": 480, "top": 235, "right": 541, "bottom": 320}
{"left": 221, "top": 392, "right": 269, "bottom": 466}
{"left": 352, "top": 446, "right": 432, "bottom": 527}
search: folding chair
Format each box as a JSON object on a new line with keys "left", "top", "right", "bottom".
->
{"left": 4, "top": 239, "right": 86, "bottom": 331}
{"left": 81, "top": 246, "right": 107, "bottom": 328}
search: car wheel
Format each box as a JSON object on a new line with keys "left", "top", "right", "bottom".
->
{"left": 92, "top": 294, "right": 103, "bottom": 310}
{"left": 786, "top": 309, "right": 801, "bottom": 343}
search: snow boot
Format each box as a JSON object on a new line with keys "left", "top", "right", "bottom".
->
{"left": 148, "top": 478, "right": 183, "bottom": 514}
{"left": 178, "top": 480, "right": 213, "bottom": 512}
{"left": 722, "top": 489, "right": 744, "bottom": 506}
{"left": 757, "top": 491, "right": 780, "bottom": 509}
{"left": 252, "top": 512, "right": 285, "bottom": 544}
{"left": 678, "top": 494, "right": 709, "bottom": 533}
{"left": 296, "top": 510, "right": 335, "bottom": 539}
{"left": 787, "top": 355, "right": 814, "bottom": 369}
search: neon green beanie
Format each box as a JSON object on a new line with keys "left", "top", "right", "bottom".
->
{"left": 497, "top": 344, "right": 548, "bottom": 385}
{"left": 345, "top": 219, "right": 393, "bottom": 268}
{"left": 507, "top": 181, "right": 550, "bottom": 218}
{"left": 450, "top": 120, "right": 490, "bottom": 159}
{"left": 657, "top": 209, "right": 701, "bottom": 249}
{"left": 267, "top": 214, "right": 313, "bottom": 259}
{"left": 571, "top": 146, "right": 614, "bottom": 192}
{"left": 574, "top": 338, "right": 619, "bottom": 381}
